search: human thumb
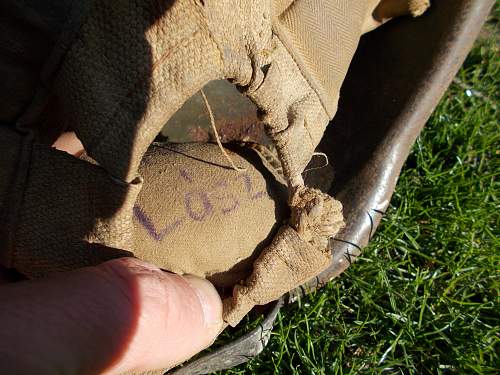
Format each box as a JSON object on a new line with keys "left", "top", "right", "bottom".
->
{"left": 0, "top": 257, "right": 224, "bottom": 374}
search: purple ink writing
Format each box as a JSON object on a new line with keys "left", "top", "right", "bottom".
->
{"left": 133, "top": 205, "right": 183, "bottom": 241}
{"left": 179, "top": 168, "right": 193, "bottom": 183}
{"left": 184, "top": 191, "right": 212, "bottom": 221}
{"left": 210, "top": 180, "right": 239, "bottom": 214}
{"left": 135, "top": 170, "right": 268, "bottom": 241}
{"left": 237, "top": 173, "right": 267, "bottom": 200}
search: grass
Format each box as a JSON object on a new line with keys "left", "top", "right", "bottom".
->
{"left": 218, "top": 12, "right": 499, "bottom": 375}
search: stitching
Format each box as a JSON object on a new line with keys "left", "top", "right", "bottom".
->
{"left": 271, "top": 25, "right": 331, "bottom": 117}
{"left": 194, "top": 2, "right": 225, "bottom": 73}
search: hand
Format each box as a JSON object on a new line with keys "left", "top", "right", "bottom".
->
{"left": 0, "top": 257, "right": 223, "bottom": 374}
{"left": 0, "top": 133, "right": 223, "bottom": 374}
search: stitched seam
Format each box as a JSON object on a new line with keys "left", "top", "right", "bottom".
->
{"left": 271, "top": 25, "right": 331, "bottom": 117}
{"left": 195, "top": 4, "right": 225, "bottom": 75}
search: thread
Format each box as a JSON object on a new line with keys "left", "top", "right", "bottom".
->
{"left": 200, "top": 89, "right": 247, "bottom": 172}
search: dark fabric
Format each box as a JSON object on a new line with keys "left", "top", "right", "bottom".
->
{"left": 0, "top": 0, "right": 73, "bottom": 124}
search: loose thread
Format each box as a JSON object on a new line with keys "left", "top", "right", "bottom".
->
{"left": 200, "top": 89, "right": 247, "bottom": 172}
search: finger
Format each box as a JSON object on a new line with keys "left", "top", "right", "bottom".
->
{"left": 0, "top": 257, "right": 223, "bottom": 375}
{"left": 52, "top": 131, "right": 85, "bottom": 156}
